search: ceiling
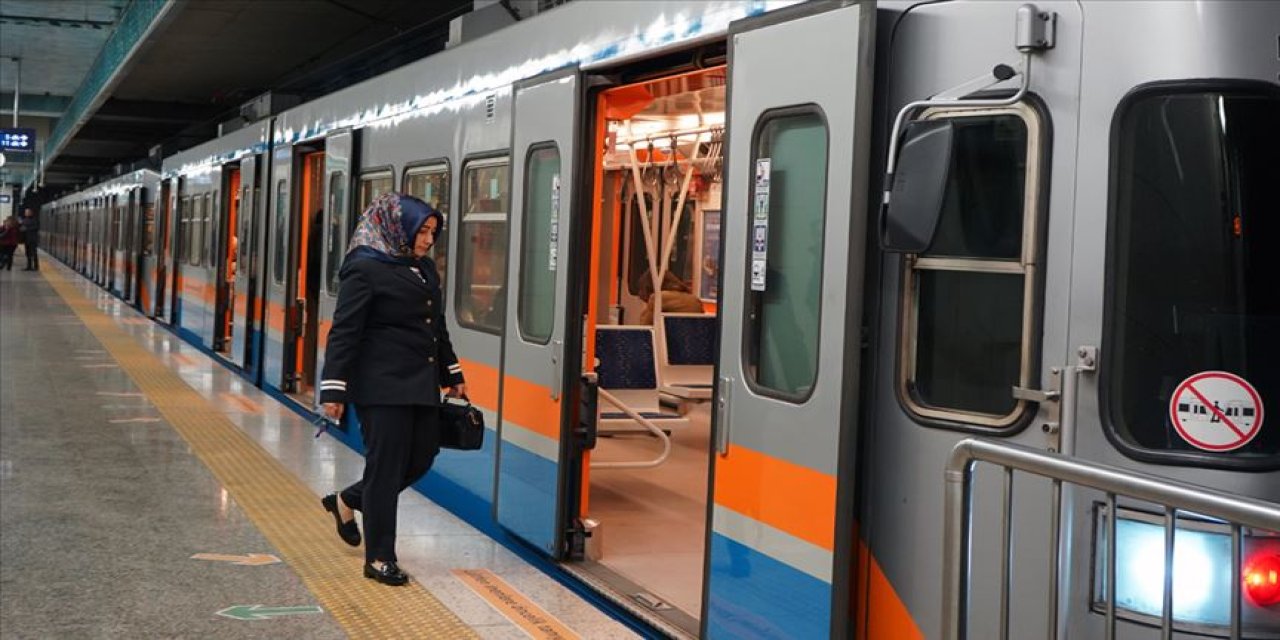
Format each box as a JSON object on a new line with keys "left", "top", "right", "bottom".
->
{"left": 1, "top": 0, "right": 473, "bottom": 203}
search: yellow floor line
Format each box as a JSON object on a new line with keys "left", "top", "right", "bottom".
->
{"left": 42, "top": 266, "right": 478, "bottom": 640}
{"left": 453, "top": 570, "right": 581, "bottom": 640}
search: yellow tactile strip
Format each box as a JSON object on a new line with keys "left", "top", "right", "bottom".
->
{"left": 42, "top": 267, "right": 478, "bottom": 639}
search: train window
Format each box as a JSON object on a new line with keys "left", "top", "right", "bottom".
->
{"left": 743, "top": 110, "right": 828, "bottom": 400}
{"left": 324, "top": 170, "right": 347, "bottom": 295}
{"left": 191, "top": 195, "right": 204, "bottom": 267}
{"left": 1104, "top": 85, "right": 1279, "bottom": 467}
{"left": 142, "top": 203, "right": 155, "bottom": 257}
{"left": 203, "top": 193, "right": 214, "bottom": 267}
{"left": 456, "top": 157, "right": 510, "bottom": 333}
{"left": 898, "top": 105, "right": 1044, "bottom": 430}
{"left": 358, "top": 172, "right": 394, "bottom": 213}
{"left": 273, "top": 180, "right": 287, "bottom": 285}
{"left": 517, "top": 144, "right": 560, "bottom": 344}
{"left": 181, "top": 196, "right": 192, "bottom": 264}
{"left": 404, "top": 162, "right": 451, "bottom": 291}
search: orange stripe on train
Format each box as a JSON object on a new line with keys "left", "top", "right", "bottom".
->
{"left": 713, "top": 444, "right": 837, "bottom": 552}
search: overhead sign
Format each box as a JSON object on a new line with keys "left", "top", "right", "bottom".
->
{"left": 1169, "top": 371, "right": 1264, "bottom": 452}
{"left": 0, "top": 128, "right": 36, "bottom": 153}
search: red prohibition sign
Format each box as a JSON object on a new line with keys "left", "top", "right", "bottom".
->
{"left": 1168, "top": 371, "right": 1265, "bottom": 452}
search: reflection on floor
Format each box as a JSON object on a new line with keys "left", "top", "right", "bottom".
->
{"left": 587, "top": 403, "right": 711, "bottom": 617}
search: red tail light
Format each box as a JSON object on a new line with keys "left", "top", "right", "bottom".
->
{"left": 1244, "top": 553, "right": 1280, "bottom": 607}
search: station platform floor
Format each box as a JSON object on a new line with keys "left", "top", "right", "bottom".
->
{"left": 0, "top": 258, "right": 640, "bottom": 639}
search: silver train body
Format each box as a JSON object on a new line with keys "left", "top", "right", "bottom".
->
{"left": 43, "top": 1, "right": 1279, "bottom": 637}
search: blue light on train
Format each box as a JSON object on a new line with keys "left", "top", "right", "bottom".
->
{"left": 1104, "top": 518, "right": 1234, "bottom": 626}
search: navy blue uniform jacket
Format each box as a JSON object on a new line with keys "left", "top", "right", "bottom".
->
{"left": 319, "top": 255, "right": 464, "bottom": 406}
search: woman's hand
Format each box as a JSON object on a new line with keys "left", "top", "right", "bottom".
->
{"left": 446, "top": 383, "right": 467, "bottom": 398}
{"left": 322, "top": 402, "right": 344, "bottom": 421}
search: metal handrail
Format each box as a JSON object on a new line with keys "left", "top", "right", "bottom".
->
{"left": 589, "top": 387, "right": 673, "bottom": 470}
{"left": 943, "top": 438, "right": 1280, "bottom": 640}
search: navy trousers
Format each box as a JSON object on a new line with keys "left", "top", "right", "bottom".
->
{"left": 340, "top": 404, "right": 441, "bottom": 563}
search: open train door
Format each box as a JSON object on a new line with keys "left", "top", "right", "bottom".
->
{"left": 706, "top": 3, "right": 874, "bottom": 638}
{"left": 494, "top": 67, "right": 581, "bottom": 556}
{"left": 314, "top": 128, "right": 356, "bottom": 409}
{"left": 229, "top": 154, "right": 258, "bottom": 367}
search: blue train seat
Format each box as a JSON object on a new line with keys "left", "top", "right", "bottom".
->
{"left": 594, "top": 326, "right": 689, "bottom": 434}
{"left": 658, "top": 313, "right": 716, "bottom": 401}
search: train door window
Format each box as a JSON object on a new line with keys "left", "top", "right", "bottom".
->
{"left": 456, "top": 157, "right": 509, "bottom": 332}
{"left": 517, "top": 145, "right": 560, "bottom": 343}
{"left": 324, "top": 169, "right": 347, "bottom": 295}
{"left": 358, "top": 172, "right": 394, "bottom": 213}
{"left": 743, "top": 109, "right": 828, "bottom": 400}
{"left": 897, "top": 104, "right": 1045, "bottom": 429}
{"left": 190, "top": 195, "right": 204, "bottom": 267}
{"left": 142, "top": 200, "right": 155, "bottom": 256}
{"left": 1104, "top": 85, "right": 1279, "bottom": 466}
{"left": 181, "top": 196, "right": 193, "bottom": 264}
{"left": 404, "top": 162, "right": 451, "bottom": 288}
{"left": 273, "top": 180, "right": 287, "bottom": 285}
{"left": 203, "top": 193, "right": 214, "bottom": 267}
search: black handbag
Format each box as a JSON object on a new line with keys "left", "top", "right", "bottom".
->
{"left": 439, "top": 396, "right": 485, "bottom": 451}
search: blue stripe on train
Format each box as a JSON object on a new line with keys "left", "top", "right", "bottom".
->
{"left": 706, "top": 533, "right": 831, "bottom": 639}
{"left": 495, "top": 437, "right": 560, "bottom": 555}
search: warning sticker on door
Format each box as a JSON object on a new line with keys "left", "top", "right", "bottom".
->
{"left": 1168, "top": 371, "right": 1264, "bottom": 452}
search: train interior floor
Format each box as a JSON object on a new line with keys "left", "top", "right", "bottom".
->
{"left": 0, "top": 258, "right": 638, "bottom": 639}
{"left": 588, "top": 406, "right": 710, "bottom": 616}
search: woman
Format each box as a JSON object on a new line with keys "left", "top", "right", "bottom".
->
{"left": 318, "top": 192, "right": 465, "bottom": 586}
{"left": 0, "top": 217, "right": 19, "bottom": 271}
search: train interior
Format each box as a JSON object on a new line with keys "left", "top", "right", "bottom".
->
{"left": 577, "top": 65, "right": 726, "bottom": 623}
{"left": 288, "top": 146, "right": 326, "bottom": 400}
{"left": 216, "top": 165, "right": 241, "bottom": 353}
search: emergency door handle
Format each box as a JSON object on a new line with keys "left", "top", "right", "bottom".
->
{"left": 716, "top": 376, "right": 732, "bottom": 455}
{"left": 549, "top": 340, "right": 563, "bottom": 401}
{"left": 1012, "top": 385, "right": 1059, "bottom": 403}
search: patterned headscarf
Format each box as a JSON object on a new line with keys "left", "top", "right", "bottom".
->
{"left": 347, "top": 192, "right": 413, "bottom": 262}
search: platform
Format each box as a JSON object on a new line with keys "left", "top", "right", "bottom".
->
{"left": 0, "top": 258, "right": 639, "bottom": 639}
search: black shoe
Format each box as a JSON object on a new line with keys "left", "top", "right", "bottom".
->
{"left": 321, "top": 494, "right": 361, "bottom": 547}
{"left": 364, "top": 561, "right": 409, "bottom": 586}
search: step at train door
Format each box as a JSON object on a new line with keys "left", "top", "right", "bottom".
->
{"left": 707, "top": 3, "right": 874, "bottom": 638}
{"left": 494, "top": 67, "right": 581, "bottom": 556}
{"left": 229, "top": 154, "right": 258, "bottom": 368}
{"left": 314, "top": 129, "right": 356, "bottom": 409}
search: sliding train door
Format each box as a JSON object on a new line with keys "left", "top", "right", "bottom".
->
{"left": 706, "top": 3, "right": 874, "bottom": 638}
{"left": 314, "top": 129, "right": 356, "bottom": 408}
{"left": 229, "top": 154, "right": 258, "bottom": 368}
{"left": 494, "top": 68, "right": 581, "bottom": 556}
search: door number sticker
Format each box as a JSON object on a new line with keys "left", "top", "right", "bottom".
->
{"left": 1168, "top": 371, "right": 1264, "bottom": 452}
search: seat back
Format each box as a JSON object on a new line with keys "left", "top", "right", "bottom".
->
{"left": 595, "top": 325, "right": 660, "bottom": 412}
{"left": 659, "top": 313, "right": 716, "bottom": 389}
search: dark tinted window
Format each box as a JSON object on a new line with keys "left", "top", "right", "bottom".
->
{"left": 902, "top": 110, "right": 1038, "bottom": 426}
{"left": 1106, "top": 89, "right": 1279, "bottom": 463}
{"left": 927, "top": 117, "right": 1028, "bottom": 260}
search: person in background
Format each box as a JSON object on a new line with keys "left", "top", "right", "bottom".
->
{"left": 637, "top": 269, "right": 705, "bottom": 325}
{"left": 0, "top": 216, "right": 19, "bottom": 270}
{"left": 318, "top": 193, "right": 466, "bottom": 586}
{"left": 19, "top": 209, "right": 39, "bottom": 271}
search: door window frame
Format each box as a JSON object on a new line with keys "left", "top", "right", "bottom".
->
{"left": 895, "top": 100, "right": 1050, "bottom": 432}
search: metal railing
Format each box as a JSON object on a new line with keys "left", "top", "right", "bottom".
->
{"left": 943, "top": 438, "right": 1280, "bottom": 640}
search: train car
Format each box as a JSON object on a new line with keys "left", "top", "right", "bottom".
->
{"left": 44, "top": 1, "right": 1278, "bottom": 638}
{"left": 41, "top": 170, "right": 159, "bottom": 313}
{"left": 158, "top": 122, "right": 270, "bottom": 368}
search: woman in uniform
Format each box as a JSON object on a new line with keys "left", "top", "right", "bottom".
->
{"left": 318, "top": 192, "right": 465, "bottom": 586}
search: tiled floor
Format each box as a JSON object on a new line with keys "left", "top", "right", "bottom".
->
{"left": 0, "top": 262, "right": 639, "bottom": 639}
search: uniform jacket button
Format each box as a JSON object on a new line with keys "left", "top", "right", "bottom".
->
{"left": 428, "top": 356, "right": 435, "bottom": 363}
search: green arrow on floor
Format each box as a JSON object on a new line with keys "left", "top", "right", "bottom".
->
{"left": 216, "top": 605, "right": 323, "bottom": 621}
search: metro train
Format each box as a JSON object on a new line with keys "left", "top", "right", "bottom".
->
{"left": 42, "top": 1, "right": 1279, "bottom": 638}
